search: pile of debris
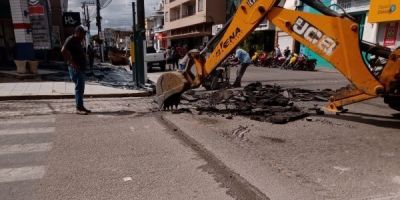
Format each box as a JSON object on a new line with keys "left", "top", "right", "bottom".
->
{"left": 180, "top": 82, "right": 335, "bottom": 124}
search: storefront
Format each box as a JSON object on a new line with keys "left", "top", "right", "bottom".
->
{"left": 369, "top": 0, "right": 400, "bottom": 49}
{"left": 0, "top": 0, "right": 15, "bottom": 67}
{"left": 0, "top": 0, "right": 69, "bottom": 68}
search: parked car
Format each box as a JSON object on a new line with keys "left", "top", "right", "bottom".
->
{"left": 129, "top": 47, "right": 166, "bottom": 71}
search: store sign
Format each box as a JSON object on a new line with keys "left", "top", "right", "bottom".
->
{"left": 63, "top": 12, "right": 81, "bottom": 27}
{"left": 212, "top": 24, "right": 223, "bottom": 36}
{"left": 335, "top": 0, "right": 370, "bottom": 13}
{"left": 383, "top": 22, "right": 399, "bottom": 46}
{"left": 369, "top": 0, "right": 400, "bottom": 23}
{"left": 29, "top": 0, "right": 51, "bottom": 50}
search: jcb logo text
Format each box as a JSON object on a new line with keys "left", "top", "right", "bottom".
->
{"left": 293, "top": 18, "right": 337, "bottom": 56}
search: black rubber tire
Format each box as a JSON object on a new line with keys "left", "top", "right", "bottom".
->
{"left": 385, "top": 96, "right": 400, "bottom": 112}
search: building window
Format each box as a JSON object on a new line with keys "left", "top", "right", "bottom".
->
{"left": 165, "top": 11, "right": 169, "bottom": 22}
{"left": 198, "top": 0, "right": 204, "bottom": 12}
{"left": 170, "top": 6, "right": 181, "bottom": 21}
{"left": 182, "top": 0, "right": 196, "bottom": 17}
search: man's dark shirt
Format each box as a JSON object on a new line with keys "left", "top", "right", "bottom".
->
{"left": 63, "top": 35, "right": 87, "bottom": 70}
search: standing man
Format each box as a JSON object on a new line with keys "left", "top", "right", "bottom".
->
{"left": 284, "top": 46, "right": 291, "bottom": 58}
{"left": 232, "top": 48, "right": 251, "bottom": 88}
{"left": 274, "top": 44, "right": 282, "bottom": 58}
{"left": 61, "top": 25, "right": 91, "bottom": 115}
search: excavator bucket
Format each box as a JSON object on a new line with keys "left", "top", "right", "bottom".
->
{"left": 156, "top": 71, "right": 189, "bottom": 110}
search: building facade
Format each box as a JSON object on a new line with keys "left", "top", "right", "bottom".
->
{"left": 164, "top": 0, "right": 227, "bottom": 50}
{"left": 146, "top": 0, "right": 167, "bottom": 51}
{"left": 0, "top": 0, "right": 68, "bottom": 67}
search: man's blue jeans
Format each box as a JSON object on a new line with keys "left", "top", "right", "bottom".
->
{"left": 68, "top": 66, "right": 85, "bottom": 108}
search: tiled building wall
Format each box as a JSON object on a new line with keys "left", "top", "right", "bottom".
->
{"left": 9, "top": 0, "right": 34, "bottom": 60}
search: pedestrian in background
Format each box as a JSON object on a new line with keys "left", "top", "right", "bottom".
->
{"left": 274, "top": 44, "right": 282, "bottom": 58}
{"left": 178, "top": 53, "right": 189, "bottom": 71}
{"left": 284, "top": 46, "right": 291, "bottom": 58}
{"left": 232, "top": 48, "right": 251, "bottom": 88}
{"left": 166, "top": 46, "right": 173, "bottom": 70}
{"left": 166, "top": 46, "right": 177, "bottom": 70}
{"left": 61, "top": 25, "right": 91, "bottom": 115}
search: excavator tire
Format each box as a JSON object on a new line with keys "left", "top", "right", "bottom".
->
{"left": 156, "top": 71, "right": 188, "bottom": 110}
{"left": 385, "top": 96, "right": 400, "bottom": 112}
{"left": 385, "top": 75, "right": 400, "bottom": 112}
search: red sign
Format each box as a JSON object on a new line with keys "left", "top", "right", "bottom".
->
{"left": 383, "top": 22, "right": 399, "bottom": 46}
{"left": 29, "top": 5, "right": 45, "bottom": 15}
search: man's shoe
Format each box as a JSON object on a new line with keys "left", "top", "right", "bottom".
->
{"left": 76, "top": 109, "right": 88, "bottom": 115}
{"left": 232, "top": 83, "right": 241, "bottom": 88}
{"left": 81, "top": 107, "right": 92, "bottom": 113}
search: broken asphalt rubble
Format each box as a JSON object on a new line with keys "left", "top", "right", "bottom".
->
{"left": 178, "top": 82, "right": 335, "bottom": 124}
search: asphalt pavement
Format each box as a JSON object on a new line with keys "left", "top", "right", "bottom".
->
{"left": 0, "top": 67, "right": 399, "bottom": 200}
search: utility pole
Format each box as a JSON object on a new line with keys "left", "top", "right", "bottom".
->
{"left": 134, "top": 0, "right": 146, "bottom": 86}
{"left": 86, "top": 4, "right": 90, "bottom": 33}
{"left": 96, "top": 0, "right": 104, "bottom": 62}
{"left": 131, "top": 2, "right": 137, "bottom": 85}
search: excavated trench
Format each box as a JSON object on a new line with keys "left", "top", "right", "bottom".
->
{"left": 175, "top": 82, "right": 335, "bottom": 124}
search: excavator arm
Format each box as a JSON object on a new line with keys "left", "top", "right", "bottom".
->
{"left": 156, "top": 0, "right": 400, "bottom": 112}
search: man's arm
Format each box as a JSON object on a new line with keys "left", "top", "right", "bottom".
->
{"left": 61, "top": 40, "right": 76, "bottom": 67}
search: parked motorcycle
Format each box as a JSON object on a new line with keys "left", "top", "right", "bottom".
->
{"left": 281, "top": 53, "right": 316, "bottom": 71}
{"left": 293, "top": 54, "right": 316, "bottom": 71}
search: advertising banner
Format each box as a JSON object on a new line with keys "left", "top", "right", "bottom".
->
{"left": 369, "top": 0, "right": 400, "bottom": 23}
{"left": 29, "top": 0, "right": 52, "bottom": 50}
{"left": 383, "top": 22, "right": 399, "bottom": 46}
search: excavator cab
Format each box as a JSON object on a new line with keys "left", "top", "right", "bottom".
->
{"left": 156, "top": 0, "right": 400, "bottom": 112}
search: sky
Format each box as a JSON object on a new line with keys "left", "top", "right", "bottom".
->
{"left": 68, "top": 0, "right": 160, "bottom": 33}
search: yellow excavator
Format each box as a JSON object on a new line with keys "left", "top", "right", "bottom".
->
{"left": 156, "top": 0, "right": 400, "bottom": 112}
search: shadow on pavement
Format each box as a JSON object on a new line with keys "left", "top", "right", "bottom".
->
{"left": 92, "top": 110, "right": 137, "bottom": 116}
{"left": 319, "top": 112, "right": 400, "bottom": 129}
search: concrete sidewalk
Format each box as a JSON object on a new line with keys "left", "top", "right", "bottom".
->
{"left": 0, "top": 82, "right": 150, "bottom": 100}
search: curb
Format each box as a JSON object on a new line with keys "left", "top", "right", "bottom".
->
{"left": 0, "top": 92, "right": 152, "bottom": 101}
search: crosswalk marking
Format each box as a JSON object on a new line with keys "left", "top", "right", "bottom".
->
{"left": 0, "top": 118, "right": 55, "bottom": 125}
{"left": 0, "top": 116, "right": 55, "bottom": 189}
{"left": 0, "top": 127, "right": 55, "bottom": 136}
{"left": 0, "top": 166, "right": 46, "bottom": 183}
{"left": 0, "top": 143, "right": 52, "bottom": 155}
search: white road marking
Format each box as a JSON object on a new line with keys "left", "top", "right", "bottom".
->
{"left": 333, "top": 166, "right": 351, "bottom": 175}
{"left": 0, "top": 117, "right": 55, "bottom": 125}
{"left": 123, "top": 177, "right": 133, "bottom": 182}
{"left": 0, "top": 143, "right": 52, "bottom": 155}
{"left": 0, "top": 127, "right": 55, "bottom": 136}
{"left": 0, "top": 166, "right": 46, "bottom": 183}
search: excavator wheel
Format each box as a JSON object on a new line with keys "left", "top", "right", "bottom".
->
{"left": 385, "top": 96, "right": 400, "bottom": 112}
{"left": 156, "top": 71, "right": 188, "bottom": 110}
{"left": 385, "top": 76, "right": 400, "bottom": 112}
